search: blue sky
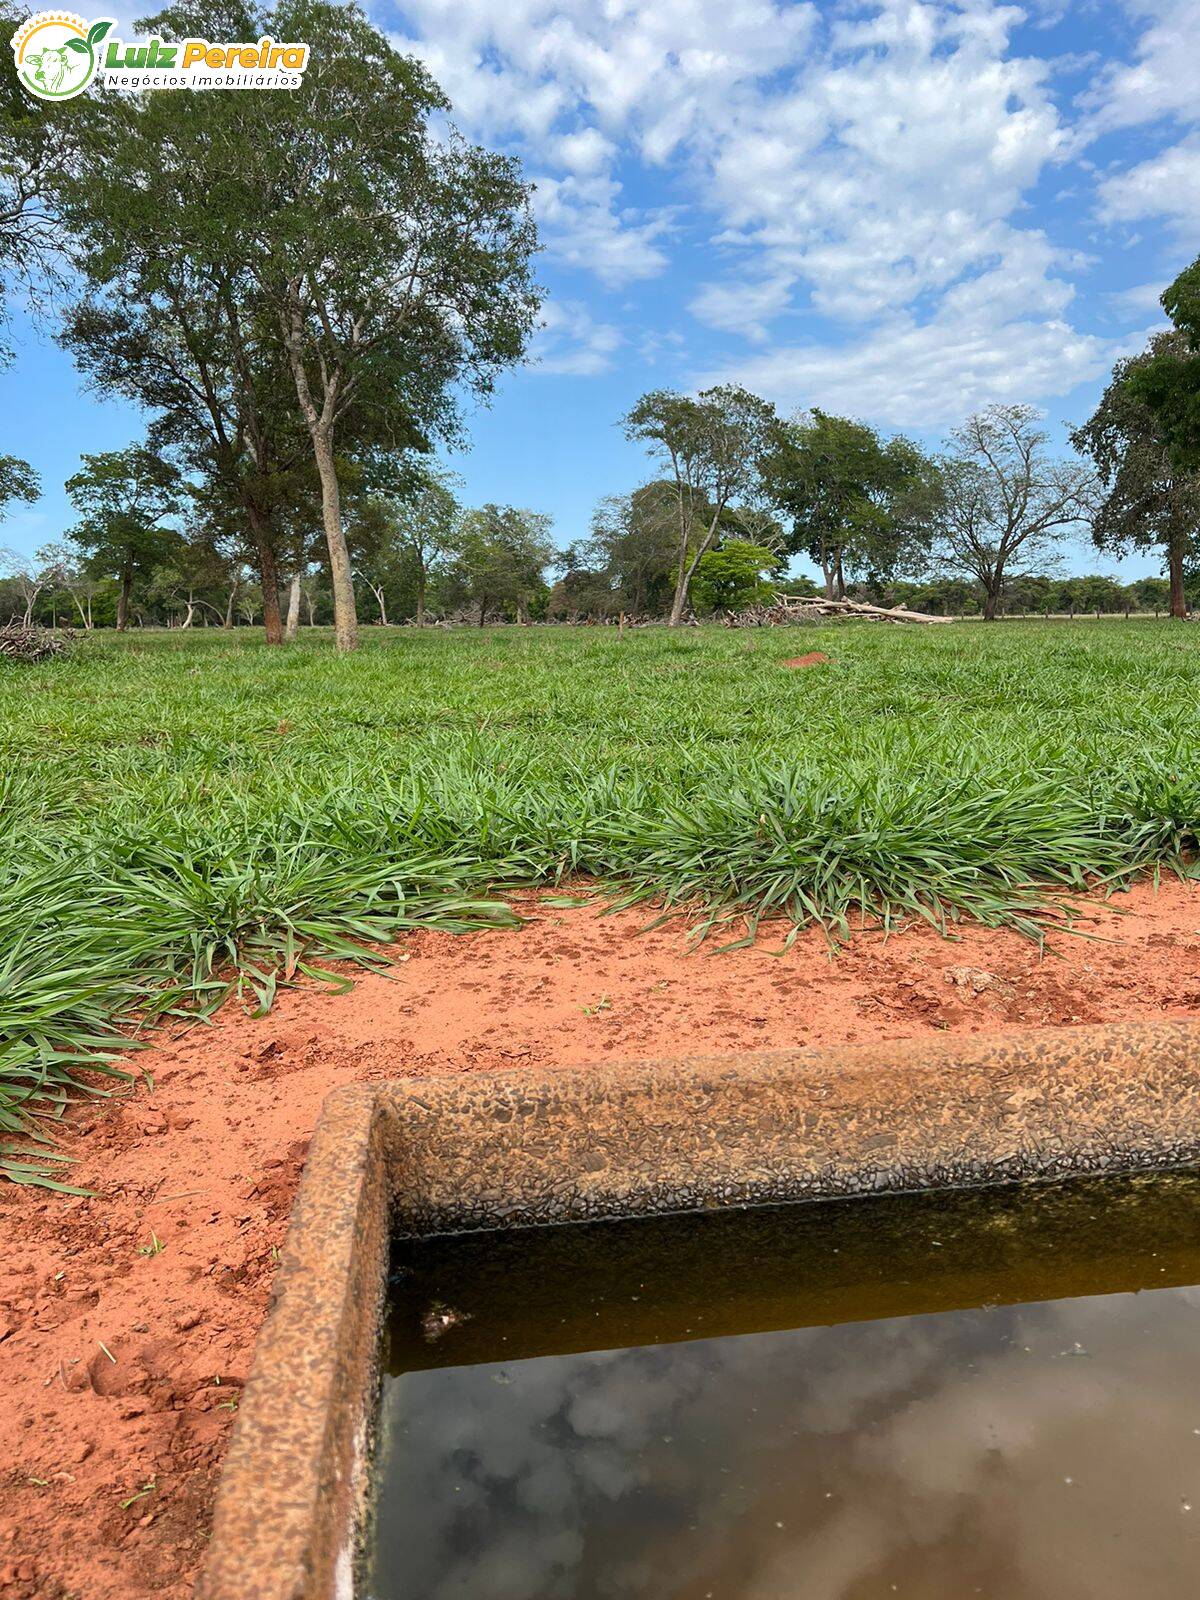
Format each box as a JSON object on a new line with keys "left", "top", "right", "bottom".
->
{"left": 3, "top": 0, "right": 1198, "bottom": 580}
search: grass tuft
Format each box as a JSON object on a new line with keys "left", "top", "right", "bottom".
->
{"left": 3, "top": 621, "right": 1198, "bottom": 1185}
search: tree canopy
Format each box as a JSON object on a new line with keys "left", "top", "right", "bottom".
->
{"left": 1126, "top": 256, "right": 1200, "bottom": 476}
{"left": 623, "top": 385, "right": 776, "bottom": 624}
{"left": 691, "top": 541, "right": 781, "bottom": 614}
{"left": 66, "top": 446, "right": 184, "bottom": 630}
{"left": 51, "top": 0, "right": 541, "bottom": 651}
{"left": 760, "top": 411, "right": 940, "bottom": 600}
{"left": 1072, "top": 330, "right": 1200, "bottom": 619}
{"left": 935, "top": 405, "right": 1095, "bottom": 621}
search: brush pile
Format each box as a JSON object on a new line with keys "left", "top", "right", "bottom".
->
{"left": 0, "top": 623, "right": 75, "bottom": 663}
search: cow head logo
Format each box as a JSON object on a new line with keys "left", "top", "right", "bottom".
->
{"left": 11, "top": 12, "right": 113, "bottom": 101}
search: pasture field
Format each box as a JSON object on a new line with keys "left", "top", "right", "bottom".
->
{"left": 2, "top": 620, "right": 1199, "bottom": 1183}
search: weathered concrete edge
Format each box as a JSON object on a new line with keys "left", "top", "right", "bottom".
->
{"left": 196, "top": 1019, "right": 1200, "bottom": 1600}
{"left": 196, "top": 1083, "right": 388, "bottom": 1600}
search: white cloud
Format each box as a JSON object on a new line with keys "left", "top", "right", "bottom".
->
{"left": 388, "top": 0, "right": 1193, "bottom": 427}
{"left": 1097, "top": 134, "right": 1200, "bottom": 242}
{"left": 702, "top": 300, "right": 1114, "bottom": 432}
{"left": 532, "top": 173, "right": 671, "bottom": 286}
{"left": 1106, "top": 280, "right": 1169, "bottom": 316}
{"left": 1084, "top": 0, "right": 1198, "bottom": 133}
{"left": 391, "top": 0, "right": 816, "bottom": 287}
{"left": 697, "top": 4, "right": 1072, "bottom": 327}
{"left": 532, "top": 300, "right": 622, "bottom": 376}
{"left": 394, "top": 0, "right": 1079, "bottom": 327}
{"left": 1084, "top": 2, "right": 1200, "bottom": 253}
{"left": 552, "top": 127, "right": 617, "bottom": 175}
{"left": 689, "top": 276, "right": 795, "bottom": 342}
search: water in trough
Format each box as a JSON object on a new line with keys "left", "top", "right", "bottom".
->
{"left": 366, "top": 1172, "right": 1200, "bottom": 1599}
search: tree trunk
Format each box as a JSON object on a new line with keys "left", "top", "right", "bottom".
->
{"left": 224, "top": 582, "right": 237, "bottom": 629}
{"left": 834, "top": 554, "right": 846, "bottom": 601}
{"left": 182, "top": 597, "right": 195, "bottom": 628}
{"left": 415, "top": 565, "right": 426, "bottom": 627}
{"left": 280, "top": 297, "right": 357, "bottom": 652}
{"left": 371, "top": 583, "right": 388, "bottom": 626}
{"left": 247, "top": 509, "right": 283, "bottom": 644}
{"left": 285, "top": 574, "right": 301, "bottom": 642}
{"left": 308, "top": 429, "right": 357, "bottom": 652}
{"left": 116, "top": 564, "right": 132, "bottom": 631}
{"left": 669, "top": 505, "right": 723, "bottom": 625}
{"left": 982, "top": 587, "right": 999, "bottom": 621}
{"left": 668, "top": 545, "right": 689, "bottom": 625}
{"left": 667, "top": 487, "right": 692, "bottom": 627}
{"left": 478, "top": 597, "right": 487, "bottom": 627}
{"left": 1168, "top": 526, "right": 1187, "bottom": 619}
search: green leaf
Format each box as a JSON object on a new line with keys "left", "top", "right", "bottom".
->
{"left": 65, "top": 37, "right": 89, "bottom": 53}
{"left": 87, "top": 20, "right": 113, "bottom": 45}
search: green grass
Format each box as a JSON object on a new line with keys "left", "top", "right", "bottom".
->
{"left": 3, "top": 620, "right": 1199, "bottom": 1186}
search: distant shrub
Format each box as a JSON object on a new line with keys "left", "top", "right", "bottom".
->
{"left": 0, "top": 623, "right": 75, "bottom": 664}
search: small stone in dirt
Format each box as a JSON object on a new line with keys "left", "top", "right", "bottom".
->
{"left": 943, "top": 965, "right": 1013, "bottom": 997}
{"left": 781, "top": 652, "right": 832, "bottom": 669}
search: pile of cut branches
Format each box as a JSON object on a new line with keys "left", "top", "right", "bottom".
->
{"left": 0, "top": 624, "right": 75, "bottom": 663}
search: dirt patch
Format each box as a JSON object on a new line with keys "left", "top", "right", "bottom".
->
{"left": 781, "top": 651, "right": 832, "bottom": 667}
{"left": 2, "top": 877, "right": 1200, "bottom": 1600}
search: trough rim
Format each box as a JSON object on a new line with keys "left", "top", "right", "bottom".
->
{"left": 195, "top": 1018, "right": 1200, "bottom": 1600}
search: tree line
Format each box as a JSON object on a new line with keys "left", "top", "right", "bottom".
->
{"left": 1, "top": 0, "right": 1199, "bottom": 634}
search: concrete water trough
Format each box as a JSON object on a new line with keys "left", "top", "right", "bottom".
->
{"left": 196, "top": 1019, "right": 1200, "bottom": 1600}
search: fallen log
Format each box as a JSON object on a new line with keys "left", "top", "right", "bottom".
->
{"left": 722, "top": 598, "right": 954, "bottom": 626}
{"left": 773, "top": 596, "right": 954, "bottom": 625}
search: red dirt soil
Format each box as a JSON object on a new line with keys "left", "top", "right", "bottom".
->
{"left": 781, "top": 651, "right": 832, "bottom": 667}
{"left": 3, "top": 878, "right": 1200, "bottom": 1600}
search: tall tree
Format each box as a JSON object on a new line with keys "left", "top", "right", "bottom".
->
{"left": 0, "top": 545, "right": 48, "bottom": 624}
{"left": 936, "top": 405, "right": 1095, "bottom": 621}
{"left": 1126, "top": 256, "right": 1200, "bottom": 475}
{"left": 561, "top": 484, "right": 679, "bottom": 620}
{"left": 54, "top": 0, "right": 539, "bottom": 652}
{"left": 348, "top": 498, "right": 409, "bottom": 626}
{"left": 33, "top": 539, "right": 102, "bottom": 628}
{"left": 1071, "top": 331, "right": 1200, "bottom": 619}
{"left": 65, "top": 447, "right": 183, "bottom": 630}
{"left": 138, "top": 0, "right": 539, "bottom": 651}
{"left": 148, "top": 532, "right": 239, "bottom": 628}
{"left": 365, "top": 468, "right": 462, "bottom": 626}
{"left": 0, "top": 455, "right": 46, "bottom": 623}
{"left": 761, "top": 411, "right": 939, "bottom": 599}
{"left": 56, "top": 97, "right": 315, "bottom": 652}
{"left": 623, "top": 386, "right": 775, "bottom": 625}
{"left": 456, "top": 504, "right": 554, "bottom": 625}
